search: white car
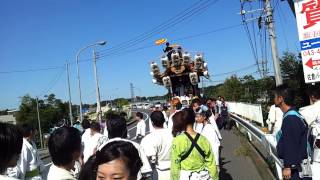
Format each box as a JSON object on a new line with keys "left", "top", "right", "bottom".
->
{"left": 143, "top": 103, "right": 151, "bottom": 109}
{"left": 136, "top": 104, "right": 143, "bottom": 109}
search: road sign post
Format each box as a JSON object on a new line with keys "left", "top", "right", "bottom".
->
{"left": 295, "top": 0, "right": 320, "bottom": 83}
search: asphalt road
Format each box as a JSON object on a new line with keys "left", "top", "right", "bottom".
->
{"left": 219, "top": 129, "right": 264, "bottom": 180}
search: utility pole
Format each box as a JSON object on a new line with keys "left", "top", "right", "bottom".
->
{"left": 36, "top": 97, "right": 43, "bottom": 148}
{"left": 93, "top": 49, "right": 102, "bottom": 122}
{"left": 66, "top": 62, "right": 73, "bottom": 126}
{"left": 265, "top": 0, "right": 283, "bottom": 86}
{"left": 130, "top": 83, "right": 135, "bottom": 103}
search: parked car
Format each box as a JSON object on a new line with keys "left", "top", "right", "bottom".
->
{"left": 136, "top": 104, "right": 143, "bottom": 109}
{"left": 131, "top": 104, "right": 137, "bottom": 109}
{"left": 143, "top": 103, "right": 152, "bottom": 109}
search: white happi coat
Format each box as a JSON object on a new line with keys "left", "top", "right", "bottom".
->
{"left": 47, "top": 164, "right": 76, "bottom": 180}
{"left": 300, "top": 100, "right": 320, "bottom": 180}
{"left": 266, "top": 105, "right": 283, "bottom": 134}
{"left": 141, "top": 128, "right": 173, "bottom": 180}
{"left": 7, "top": 138, "right": 44, "bottom": 180}
{"left": 82, "top": 132, "right": 103, "bottom": 163}
{"left": 194, "top": 122, "right": 220, "bottom": 166}
{"left": 136, "top": 120, "right": 146, "bottom": 137}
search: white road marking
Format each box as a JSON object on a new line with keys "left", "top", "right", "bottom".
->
{"left": 45, "top": 162, "right": 52, "bottom": 167}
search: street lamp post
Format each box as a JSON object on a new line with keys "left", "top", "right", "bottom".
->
{"left": 76, "top": 41, "right": 106, "bottom": 122}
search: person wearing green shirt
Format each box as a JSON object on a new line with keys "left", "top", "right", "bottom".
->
{"left": 170, "top": 108, "right": 219, "bottom": 180}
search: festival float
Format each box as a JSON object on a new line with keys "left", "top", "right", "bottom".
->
{"left": 150, "top": 39, "right": 210, "bottom": 98}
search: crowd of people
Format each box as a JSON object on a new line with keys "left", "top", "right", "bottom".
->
{"left": 263, "top": 84, "right": 320, "bottom": 180}
{"left": 0, "top": 95, "right": 230, "bottom": 180}
{"left": 1, "top": 84, "right": 319, "bottom": 180}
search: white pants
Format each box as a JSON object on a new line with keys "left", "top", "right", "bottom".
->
{"left": 312, "top": 162, "right": 320, "bottom": 180}
{"left": 212, "top": 145, "right": 220, "bottom": 166}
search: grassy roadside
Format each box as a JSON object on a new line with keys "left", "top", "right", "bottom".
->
{"left": 233, "top": 128, "right": 275, "bottom": 180}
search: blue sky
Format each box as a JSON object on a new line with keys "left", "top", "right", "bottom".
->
{"left": 0, "top": 0, "right": 299, "bottom": 109}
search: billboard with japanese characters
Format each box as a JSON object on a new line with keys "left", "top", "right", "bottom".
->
{"left": 295, "top": 0, "right": 320, "bottom": 83}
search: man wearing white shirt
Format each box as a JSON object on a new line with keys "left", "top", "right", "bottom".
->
{"left": 300, "top": 85, "right": 320, "bottom": 180}
{"left": 194, "top": 105, "right": 221, "bottom": 171}
{"left": 7, "top": 124, "right": 44, "bottom": 180}
{"left": 141, "top": 111, "right": 173, "bottom": 180}
{"left": 104, "top": 114, "right": 152, "bottom": 179}
{"left": 162, "top": 106, "right": 169, "bottom": 128}
{"left": 167, "top": 98, "right": 182, "bottom": 129}
{"left": 136, "top": 112, "right": 146, "bottom": 141}
{"left": 47, "top": 127, "right": 81, "bottom": 180}
{"left": 82, "top": 122, "right": 103, "bottom": 163}
{"left": 206, "top": 98, "right": 222, "bottom": 140}
{"left": 266, "top": 104, "right": 284, "bottom": 134}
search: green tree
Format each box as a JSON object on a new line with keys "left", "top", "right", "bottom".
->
{"left": 113, "top": 98, "right": 129, "bottom": 108}
{"left": 222, "top": 75, "right": 243, "bottom": 101}
{"left": 279, "top": 51, "right": 308, "bottom": 107}
{"left": 16, "top": 94, "right": 70, "bottom": 133}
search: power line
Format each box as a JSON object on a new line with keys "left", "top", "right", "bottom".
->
{"left": 98, "top": 0, "right": 220, "bottom": 56}
{"left": 210, "top": 64, "right": 257, "bottom": 77}
{"left": 99, "top": 0, "right": 209, "bottom": 53}
{"left": 78, "top": 23, "right": 242, "bottom": 63}
{"left": 98, "top": 0, "right": 213, "bottom": 53}
{"left": 38, "top": 68, "right": 65, "bottom": 97}
{"left": 1, "top": 22, "right": 241, "bottom": 74}
{"left": 275, "top": 0, "right": 289, "bottom": 50}
{"left": 0, "top": 66, "right": 64, "bottom": 74}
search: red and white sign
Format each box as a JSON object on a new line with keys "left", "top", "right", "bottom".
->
{"left": 295, "top": 0, "right": 320, "bottom": 83}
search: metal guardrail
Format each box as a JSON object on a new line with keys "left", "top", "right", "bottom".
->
{"left": 230, "top": 113, "right": 283, "bottom": 179}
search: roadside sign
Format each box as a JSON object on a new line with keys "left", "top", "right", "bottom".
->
{"left": 295, "top": 0, "right": 320, "bottom": 83}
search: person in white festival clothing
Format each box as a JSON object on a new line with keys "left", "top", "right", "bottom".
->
{"left": 140, "top": 111, "right": 173, "bottom": 180}
{"left": 300, "top": 85, "right": 320, "bottom": 180}
{"left": 135, "top": 112, "right": 146, "bottom": 141}
{"left": 97, "top": 113, "right": 152, "bottom": 179}
{"left": 194, "top": 105, "right": 221, "bottom": 171}
{"left": 167, "top": 98, "right": 183, "bottom": 129}
{"left": 47, "top": 126, "right": 81, "bottom": 180}
{"left": 266, "top": 104, "right": 283, "bottom": 134}
{"left": 7, "top": 123, "right": 44, "bottom": 180}
{"left": 205, "top": 98, "right": 222, "bottom": 140}
{"left": 162, "top": 106, "right": 169, "bottom": 128}
{"left": 0, "top": 122, "right": 23, "bottom": 180}
{"left": 82, "top": 121, "right": 103, "bottom": 163}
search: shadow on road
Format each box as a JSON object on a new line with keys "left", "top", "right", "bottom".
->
{"left": 219, "top": 157, "right": 233, "bottom": 180}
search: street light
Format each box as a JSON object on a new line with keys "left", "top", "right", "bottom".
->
{"left": 76, "top": 41, "right": 106, "bottom": 122}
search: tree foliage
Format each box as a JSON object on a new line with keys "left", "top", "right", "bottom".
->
{"left": 113, "top": 98, "right": 129, "bottom": 108}
{"left": 15, "top": 94, "right": 74, "bottom": 133}
{"left": 279, "top": 52, "right": 308, "bottom": 107}
{"left": 204, "top": 51, "right": 314, "bottom": 108}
